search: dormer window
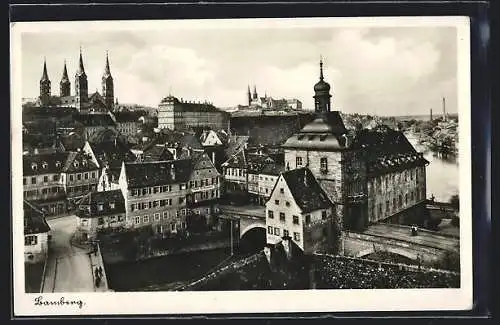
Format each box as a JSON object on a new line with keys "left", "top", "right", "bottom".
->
{"left": 42, "top": 162, "right": 48, "bottom": 169}
{"left": 97, "top": 203, "right": 104, "bottom": 211}
{"left": 82, "top": 160, "right": 87, "bottom": 166}
{"left": 55, "top": 161, "right": 61, "bottom": 168}
{"left": 73, "top": 161, "right": 79, "bottom": 168}
{"left": 109, "top": 201, "right": 115, "bottom": 209}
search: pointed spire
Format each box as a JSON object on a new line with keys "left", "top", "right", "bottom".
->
{"left": 103, "top": 50, "right": 112, "bottom": 78}
{"left": 61, "top": 60, "right": 69, "bottom": 80}
{"left": 41, "top": 57, "right": 49, "bottom": 81}
{"left": 319, "top": 55, "right": 324, "bottom": 81}
{"left": 77, "top": 46, "right": 86, "bottom": 76}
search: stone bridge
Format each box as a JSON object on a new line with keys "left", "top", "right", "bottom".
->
{"left": 343, "top": 223, "right": 460, "bottom": 267}
{"left": 219, "top": 205, "right": 266, "bottom": 239}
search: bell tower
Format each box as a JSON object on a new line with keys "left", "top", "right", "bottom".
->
{"left": 39, "top": 58, "right": 51, "bottom": 106}
{"left": 313, "top": 57, "right": 332, "bottom": 114}
{"left": 60, "top": 60, "right": 71, "bottom": 97}
{"left": 75, "top": 47, "right": 89, "bottom": 111}
{"left": 102, "top": 51, "right": 114, "bottom": 110}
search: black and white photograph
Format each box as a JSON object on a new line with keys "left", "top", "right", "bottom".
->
{"left": 11, "top": 17, "right": 472, "bottom": 315}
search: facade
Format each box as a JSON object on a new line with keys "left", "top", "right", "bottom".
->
{"left": 119, "top": 160, "right": 192, "bottom": 234}
{"left": 36, "top": 49, "right": 115, "bottom": 112}
{"left": 157, "top": 95, "right": 230, "bottom": 131}
{"left": 60, "top": 151, "right": 100, "bottom": 202}
{"left": 74, "top": 113, "right": 117, "bottom": 139}
{"left": 247, "top": 153, "right": 276, "bottom": 205}
{"left": 112, "top": 111, "right": 140, "bottom": 141}
{"left": 282, "top": 58, "right": 428, "bottom": 231}
{"left": 186, "top": 152, "right": 222, "bottom": 227}
{"left": 23, "top": 152, "right": 69, "bottom": 215}
{"left": 24, "top": 200, "right": 51, "bottom": 264}
{"left": 265, "top": 167, "right": 337, "bottom": 254}
{"left": 258, "top": 163, "right": 284, "bottom": 205}
{"left": 221, "top": 148, "right": 248, "bottom": 199}
{"left": 246, "top": 85, "right": 302, "bottom": 110}
{"left": 76, "top": 190, "right": 126, "bottom": 240}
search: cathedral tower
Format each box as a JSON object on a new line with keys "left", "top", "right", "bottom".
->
{"left": 313, "top": 57, "right": 332, "bottom": 114}
{"left": 102, "top": 51, "right": 114, "bottom": 110}
{"left": 252, "top": 85, "right": 258, "bottom": 100}
{"left": 39, "top": 58, "right": 51, "bottom": 106}
{"left": 60, "top": 60, "right": 71, "bottom": 97}
{"left": 75, "top": 47, "right": 89, "bottom": 111}
{"left": 247, "top": 85, "right": 252, "bottom": 106}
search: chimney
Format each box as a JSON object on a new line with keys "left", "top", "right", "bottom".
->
{"left": 263, "top": 243, "right": 273, "bottom": 264}
{"left": 281, "top": 236, "right": 293, "bottom": 260}
{"left": 170, "top": 163, "right": 176, "bottom": 181}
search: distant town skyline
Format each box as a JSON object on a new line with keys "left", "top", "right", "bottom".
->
{"left": 20, "top": 20, "right": 458, "bottom": 116}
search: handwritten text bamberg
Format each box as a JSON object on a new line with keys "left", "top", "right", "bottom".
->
{"left": 34, "top": 296, "right": 85, "bottom": 309}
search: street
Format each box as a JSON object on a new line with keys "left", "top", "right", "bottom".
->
{"left": 42, "top": 215, "right": 95, "bottom": 292}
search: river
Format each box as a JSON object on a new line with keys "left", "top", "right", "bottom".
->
{"left": 406, "top": 134, "right": 459, "bottom": 203}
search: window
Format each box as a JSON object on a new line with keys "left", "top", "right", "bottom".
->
{"left": 411, "top": 191, "right": 414, "bottom": 201}
{"left": 163, "top": 211, "right": 169, "bottom": 219}
{"left": 305, "top": 214, "right": 311, "bottom": 225}
{"left": 77, "top": 174, "right": 82, "bottom": 181}
{"left": 283, "top": 229, "right": 289, "bottom": 237}
{"left": 274, "top": 227, "right": 280, "bottom": 236}
{"left": 154, "top": 213, "right": 160, "bottom": 221}
{"left": 143, "top": 215, "right": 149, "bottom": 223}
{"left": 53, "top": 175, "right": 59, "bottom": 181}
{"left": 91, "top": 172, "right": 96, "bottom": 179}
{"left": 280, "top": 188, "right": 284, "bottom": 194}
{"left": 180, "top": 183, "right": 186, "bottom": 190}
{"left": 110, "top": 202, "right": 115, "bottom": 209}
{"left": 293, "top": 232, "right": 300, "bottom": 241}
{"left": 171, "top": 223, "right": 176, "bottom": 231}
{"left": 285, "top": 201, "right": 290, "bottom": 207}
{"left": 279, "top": 212, "right": 286, "bottom": 221}
{"left": 98, "top": 218, "right": 104, "bottom": 225}
{"left": 393, "top": 198, "right": 397, "bottom": 210}
{"left": 24, "top": 235, "right": 37, "bottom": 246}
{"left": 268, "top": 211, "right": 274, "bottom": 219}
{"left": 179, "top": 197, "right": 185, "bottom": 204}
{"left": 293, "top": 215, "right": 299, "bottom": 225}
{"left": 267, "top": 226, "right": 273, "bottom": 234}
{"left": 69, "top": 175, "right": 74, "bottom": 182}
{"left": 97, "top": 203, "right": 104, "bottom": 211}
{"left": 43, "top": 176, "right": 48, "bottom": 183}
{"left": 296, "top": 157, "right": 303, "bottom": 167}
{"left": 118, "top": 215, "right": 124, "bottom": 222}
{"left": 135, "top": 217, "right": 140, "bottom": 224}
{"left": 275, "top": 200, "right": 279, "bottom": 205}
{"left": 31, "top": 177, "right": 36, "bottom": 184}
{"left": 320, "top": 157, "right": 328, "bottom": 172}
{"left": 322, "top": 210, "right": 327, "bottom": 220}
{"left": 84, "top": 173, "right": 89, "bottom": 180}
{"left": 378, "top": 203, "right": 383, "bottom": 216}
{"left": 386, "top": 200, "right": 390, "bottom": 212}
{"left": 405, "top": 194, "right": 408, "bottom": 205}
{"left": 130, "top": 204, "right": 136, "bottom": 212}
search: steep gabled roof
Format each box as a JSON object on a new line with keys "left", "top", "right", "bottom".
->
{"left": 260, "top": 163, "right": 285, "bottom": 176}
{"left": 247, "top": 153, "right": 275, "bottom": 173}
{"left": 75, "top": 114, "right": 116, "bottom": 127}
{"left": 24, "top": 200, "right": 50, "bottom": 235}
{"left": 23, "top": 152, "right": 70, "bottom": 176}
{"left": 280, "top": 167, "right": 333, "bottom": 213}
{"left": 143, "top": 144, "right": 175, "bottom": 162}
{"left": 157, "top": 129, "right": 204, "bottom": 150}
{"left": 222, "top": 148, "right": 247, "bottom": 169}
{"left": 76, "top": 190, "right": 125, "bottom": 218}
{"left": 125, "top": 159, "right": 192, "bottom": 188}
{"left": 88, "top": 140, "right": 135, "bottom": 168}
{"left": 62, "top": 151, "right": 99, "bottom": 173}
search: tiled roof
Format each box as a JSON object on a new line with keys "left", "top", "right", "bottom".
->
{"left": 62, "top": 151, "right": 99, "bottom": 173}
{"left": 143, "top": 144, "right": 175, "bottom": 162}
{"left": 89, "top": 140, "right": 135, "bottom": 168}
{"left": 159, "top": 96, "right": 227, "bottom": 114}
{"left": 60, "top": 134, "right": 85, "bottom": 151}
{"left": 75, "top": 114, "right": 116, "bottom": 127}
{"left": 24, "top": 200, "right": 50, "bottom": 235}
{"left": 125, "top": 159, "right": 192, "bottom": 188}
{"left": 247, "top": 153, "right": 275, "bottom": 173}
{"left": 113, "top": 111, "right": 141, "bottom": 123}
{"left": 157, "top": 130, "right": 204, "bottom": 150}
{"left": 351, "top": 125, "right": 428, "bottom": 175}
{"left": 222, "top": 148, "right": 247, "bottom": 169}
{"left": 23, "top": 152, "right": 70, "bottom": 176}
{"left": 76, "top": 190, "right": 125, "bottom": 218}
{"left": 260, "top": 163, "right": 285, "bottom": 176}
{"left": 224, "top": 135, "right": 249, "bottom": 159}
{"left": 281, "top": 167, "right": 333, "bottom": 213}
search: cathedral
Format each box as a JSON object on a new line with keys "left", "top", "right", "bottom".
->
{"left": 281, "top": 58, "right": 429, "bottom": 234}
{"left": 38, "top": 48, "right": 115, "bottom": 113}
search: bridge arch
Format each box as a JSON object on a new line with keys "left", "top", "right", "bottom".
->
{"left": 355, "top": 247, "right": 419, "bottom": 261}
{"left": 240, "top": 223, "right": 266, "bottom": 238}
{"left": 239, "top": 224, "right": 266, "bottom": 255}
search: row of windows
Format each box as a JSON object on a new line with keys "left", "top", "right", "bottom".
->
{"left": 192, "top": 189, "right": 219, "bottom": 201}
{"left": 131, "top": 185, "right": 174, "bottom": 196}
{"left": 374, "top": 189, "right": 425, "bottom": 217}
{"left": 190, "top": 178, "right": 219, "bottom": 188}
{"left": 23, "top": 186, "right": 62, "bottom": 197}
{"left": 68, "top": 171, "right": 98, "bottom": 182}
{"left": 274, "top": 199, "right": 291, "bottom": 207}
{"left": 68, "top": 185, "right": 97, "bottom": 194}
{"left": 268, "top": 210, "right": 328, "bottom": 224}
{"left": 294, "top": 157, "right": 328, "bottom": 172}
{"left": 23, "top": 174, "right": 59, "bottom": 185}
{"left": 130, "top": 198, "right": 177, "bottom": 212}
{"left": 24, "top": 235, "right": 38, "bottom": 246}
{"left": 94, "top": 215, "right": 125, "bottom": 225}
{"left": 224, "top": 168, "right": 246, "bottom": 177}
{"left": 249, "top": 175, "right": 275, "bottom": 182}
{"left": 133, "top": 214, "right": 187, "bottom": 229}
{"left": 375, "top": 168, "right": 423, "bottom": 190}
{"left": 267, "top": 226, "right": 300, "bottom": 241}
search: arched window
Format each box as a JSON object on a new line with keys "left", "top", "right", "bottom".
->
{"left": 42, "top": 162, "right": 48, "bottom": 169}
{"left": 31, "top": 163, "right": 37, "bottom": 170}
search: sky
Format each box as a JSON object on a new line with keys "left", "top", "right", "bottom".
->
{"left": 20, "top": 20, "right": 459, "bottom": 116}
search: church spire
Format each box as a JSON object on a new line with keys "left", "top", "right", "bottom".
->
{"left": 102, "top": 50, "right": 114, "bottom": 110}
{"left": 61, "top": 60, "right": 69, "bottom": 80}
{"left": 41, "top": 57, "right": 49, "bottom": 82}
{"left": 319, "top": 55, "right": 324, "bottom": 81}
{"left": 103, "top": 50, "right": 111, "bottom": 78}
{"left": 60, "top": 59, "right": 71, "bottom": 97}
{"left": 76, "top": 46, "right": 86, "bottom": 76}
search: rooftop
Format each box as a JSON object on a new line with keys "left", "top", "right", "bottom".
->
{"left": 24, "top": 200, "right": 50, "bottom": 235}
{"left": 76, "top": 190, "right": 126, "bottom": 218}
{"left": 23, "top": 152, "right": 70, "bottom": 176}
{"left": 124, "top": 159, "right": 192, "bottom": 188}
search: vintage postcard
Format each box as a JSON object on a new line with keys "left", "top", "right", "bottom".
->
{"left": 11, "top": 16, "right": 472, "bottom": 316}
